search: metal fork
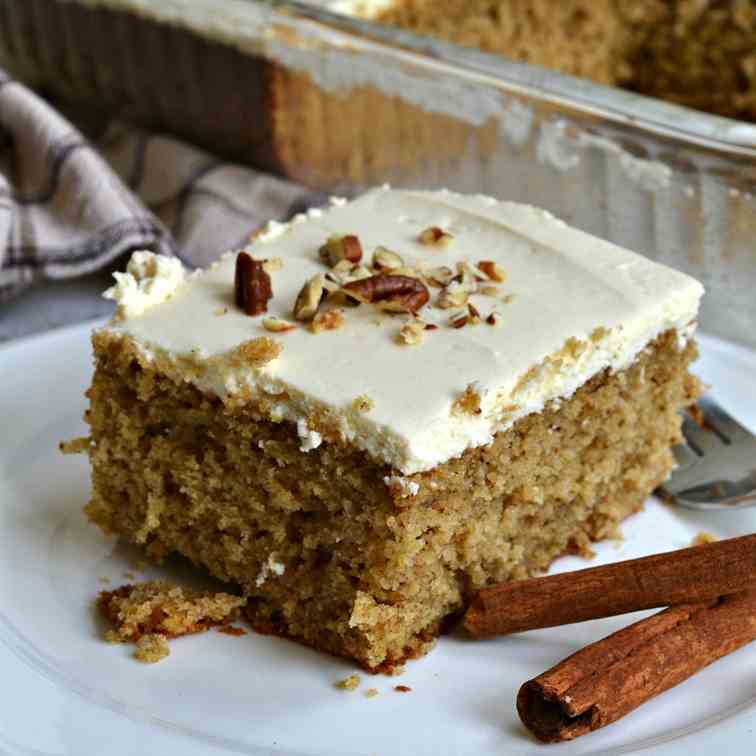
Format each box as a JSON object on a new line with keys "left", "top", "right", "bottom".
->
{"left": 658, "top": 395, "right": 756, "bottom": 509}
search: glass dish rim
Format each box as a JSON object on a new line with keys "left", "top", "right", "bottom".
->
{"left": 266, "top": 0, "right": 756, "bottom": 159}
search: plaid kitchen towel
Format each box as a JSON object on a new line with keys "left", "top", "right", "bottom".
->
{"left": 0, "top": 70, "right": 320, "bottom": 303}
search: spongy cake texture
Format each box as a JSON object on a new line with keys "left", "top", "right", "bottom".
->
{"left": 82, "top": 329, "right": 700, "bottom": 671}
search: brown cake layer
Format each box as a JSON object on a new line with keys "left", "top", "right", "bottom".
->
{"left": 80, "top": 329, "right": 700, "bottom": 671}
{"left": 3, "top": 0, "right": 755, "bottom": 195}
{"left": 374, "top": 0, "right": 756, "bottom": 122}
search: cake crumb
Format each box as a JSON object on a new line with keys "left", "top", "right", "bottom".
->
{"left": 134, "top": 633, "right": 170, "bottom": 664}
{"left": 351, "top": 394, "right": 375, "bottom": 413}
{"left": 216, "top": 625, "right": 248, "bottom": 636}
{"left": 98, "top": 581, "right": 246, "bottom": 643}
{"left": 231, "top": 338, "right": 282, "bottom": 367}
{"left": 59, "top": 437, "right": 90, "bottom": 454}
{"left": 335, "top": 674, "right": 361, "bottom": 691}
{"left": 692, "top": 531, "right": 718, "bottom": 547}
{"left": 104, "top": 629, "right": 122, "bottom": 644}
{"left": 452, "top": 383, "right": 483, "bottom": 416}
{"left": 364, "top": 688, "right": 379, "bottom": 698}
{"left": 394, "top": 685, "right": 412, "bottom": 693}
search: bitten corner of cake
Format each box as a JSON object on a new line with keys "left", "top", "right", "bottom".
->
{"left": 68, "top": 186, "right": 704, "bottom": 671}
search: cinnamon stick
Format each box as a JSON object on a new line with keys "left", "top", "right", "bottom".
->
{"left": 465, "top": 533, "right": 756, "bottom": 637}
{"left": 517, "top": 589, "right": 756, "bottom": 742}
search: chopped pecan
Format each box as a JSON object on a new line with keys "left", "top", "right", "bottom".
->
{"left": 262, "top": 257, "right": 283, "bottom": 274}
{"left": 486, "top": 312, "right": 503, "bottom": 327}
{"left": 263, "top": 317, "right": 297, "bottom": 333}
{"left": 235, "top": 252, "right": 272, "bottom": 316}
{"left": 319, "top": 235, "right": 363, "bottom": 267}
{"left": 453, "top": 384, "right": 483, "bottom": 415}
{"left": 426, "top": 266, "right": 455, "bottom": 288}
{"left": 450, "top": 315, "right": 468, "bottom": 329}
{"left": 456, "top": 261, "right": 482, "bottom": 285}
{"left": 347, "top": 265, "right": 373, "bottom": 283}
{"left": 310, "top": 309, "right": 346, "bottom": 333}
{"left": 467, "top": 303, "right": 481, "bottom": 324}
{"left": 372, "top": 246, "right": 404, "bottom": 272}
{"left": 437, "top": 280, "right": 470, "bottom": 309}
{"left": 418, "top": 226, "right": 453, "bottom": 247}
{"left": 480, "top": 285, "right": 500, "bottom": 297}
{"left": 343, "top": 274, "right": 430, "bottom": 313}
{"left": 392, "top": 266, "right": 424, "bottom": 279}
{"left": 477, "top": 260, "right": 506, "bottom": 283}
{"left": 398, "top": 320, "right": 426, "bottom": 346}
{"left": 293, "top": 273, "right": 326, "bottom": 321}
{"left": 330, "top": 259, "right": 354, "bottom": 277}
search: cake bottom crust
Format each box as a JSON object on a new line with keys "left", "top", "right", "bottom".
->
{"left": 82, "top": 330, "right": 700, "bottom": 671}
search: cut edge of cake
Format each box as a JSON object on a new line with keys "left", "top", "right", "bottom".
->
{"left": 71, "top": 188, "right": 705, "bottom": 671}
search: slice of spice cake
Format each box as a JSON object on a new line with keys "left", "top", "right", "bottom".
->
{"left": 76, "top": 187, "right": 703, "bottom": 671}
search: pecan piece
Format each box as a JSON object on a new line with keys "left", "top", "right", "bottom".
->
{"left": 456, "top": 261, "right": 482, "bottom": 285}
{"left": 293, "top": 273, "right": 326, "bottom": 321}
{"left": 418, "top": 227, "right": 453, "bottom": 247}
{"left": 346, "top": 265, "right": 373, "bottom": 283}
{"left": 235, "top": 252, "right": 272, "bottom": 316}
{"left": 262, "top": 257, "right": 283, "bottom": 274}
{"left": 343, "top": 274, "right": 429, "bottom": 313}
{"left": 450, "top": 314, "right": 468, "bottom": 329}
{"left": 436, "top": 280, "right": 470, "bottom": 309}
{"left": 319, "top": 235, "right": 363, "bottom": 267}
{"left": 398, "top": 320, "right": 426, "bottom": 346}
{"left": 426, "top": 266, "right": 455, "bottom": 288}
{"left": 263, "top": 317, "right": 297, "bottom": 333}
{"left": 477, "top": 260, "right": 506, "bottom": 283}
{"left": 453, "top": 384, "right": 483, "bottom": 415}
{"left": 310, "top": 309, "right": 346, "bottom": 333}
{"left": 372, "top": 246, "right": 404, "bottom": 272}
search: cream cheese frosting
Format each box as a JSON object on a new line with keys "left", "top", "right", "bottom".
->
{"left": 101, "top": 187, "right": 704, "bottom": 474}
{"left": 103, "top": 251, "right": 186, "bottom": 319}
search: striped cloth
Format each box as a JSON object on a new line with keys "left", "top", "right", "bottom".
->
{"left": 0, "top": 70, "right": 320, "bottom": 303}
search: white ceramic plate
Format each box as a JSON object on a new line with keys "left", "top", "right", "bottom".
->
{"left": 1, "top": 322, "right": 755, "bottom": 756}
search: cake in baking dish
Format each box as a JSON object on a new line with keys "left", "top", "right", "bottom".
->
{"left": 332, "top": 0, "right": 756, "bottom": 122}
{"left": 75, "top": 187, "right": 703, "bottom": 671}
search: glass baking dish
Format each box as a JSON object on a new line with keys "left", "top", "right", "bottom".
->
{"left": 1, "top": 0, "right": 755, "bottom": 347}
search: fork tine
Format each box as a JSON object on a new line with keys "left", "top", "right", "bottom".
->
{"left": 671, "top": 442, "right": 701, "bottom": 471}
{"left": 697, "top": 396, "right": 755, "bottom": 445}
{"left": 680, "top": 416, "right": 718, "bottom": 455}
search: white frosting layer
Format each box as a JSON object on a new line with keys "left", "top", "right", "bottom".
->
{"left": 102, "top": 188, "right": 703, "bottom": 474}
{"left": 104, "top": 251, "right": 186, "bottom": 319}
